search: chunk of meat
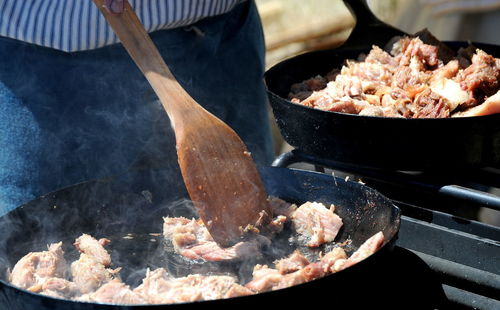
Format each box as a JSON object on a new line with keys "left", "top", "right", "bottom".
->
{"left": 393, "top": 37, "right": 440, "bottom": 69}
{"left": 71, "top": 253, "right": 119, "bottom": 294}
{"left": 453, "top": 90, "right": 500, "bottom": 117}
{"left": 291, "top": 202, "right": 343, "bottom": 247}
{"left": 341, "top": 60, "right": 393, "bottom": 86}
{"left": 456, "top": 49, "right": 500, "bottom": 107}
{"left": 274, "top": 250, "right": 310, "bottom": 274}
{"left": 163, "top": 217, "right": 271, "bottom": 262}
{"left": 78, "top": 279, "right": 145, "bottom": 305}
{"left": 340, "top": 232, "right": 385, "bottom": 270}
{"left": 429, "top": 60, "right": 460, "bottom": 85}
{"left": 289, "top": 75, "right": 328, "bottom": 101}
{"left": 413, "top": 28, "right": 455, "bottom": 63}
{"left": 134, "top": 268, "right": 253, "bottom": 304}
{"left": 74, "top": 234, "right": 111, "bottom": 266}
{"left": 36, "top": 277, "right": 78, "bottom": 298}
{"left": 244, "top": 265, "right": 283, "bottom": 292}
{"left": 413, "top": 88, "right": 450, "bottom": 118}
{"left": 9, "top": 242, "right": 68, "bottom": 291}
{"left": 246, "top": 247, "right": 347, "bottom": 293}
{"left": 364, "top": 45, "right": 398, "bottom": 67}
{"left": 430, "top": 78, "right": 470, "bottom": 112}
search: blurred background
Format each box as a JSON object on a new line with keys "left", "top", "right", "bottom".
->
{"left": 255, "top": 0, "right": 500, "bottom": 225}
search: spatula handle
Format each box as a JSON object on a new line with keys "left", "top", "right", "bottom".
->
{"left": 92, "top": 0, "right": 195, "bottom": 119}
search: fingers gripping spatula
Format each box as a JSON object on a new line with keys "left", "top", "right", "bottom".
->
{"left": 93, "top": 0, "right": 272, "bottom": 247}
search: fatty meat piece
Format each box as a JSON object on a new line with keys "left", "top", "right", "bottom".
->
{"left": 9, "top": 242, "right": 68, "bottom": 291}
{"left": 291, "top": 201, "right": 343, "bottom": 247}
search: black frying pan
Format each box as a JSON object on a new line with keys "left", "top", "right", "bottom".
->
{"left": 0, "top": 167, "right": 400, "bottom": 309}
{"left": 265, "top": 0, "right": 500, "bottom": 170}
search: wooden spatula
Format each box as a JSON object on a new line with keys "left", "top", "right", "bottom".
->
{"left": 92, "top": 0, "right": 272, "bottom": 247}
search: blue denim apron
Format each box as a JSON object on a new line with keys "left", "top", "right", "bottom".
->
{"left": 0, "top": 1, "right": 273, "bottom": 215}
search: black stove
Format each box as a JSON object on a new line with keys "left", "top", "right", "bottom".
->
{"left": 273, "top": 149, "right": 500, "bottom": 310}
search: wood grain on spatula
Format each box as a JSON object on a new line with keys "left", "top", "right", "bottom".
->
{"left": 92, "top": 0, "right": 272, "bottom": 247}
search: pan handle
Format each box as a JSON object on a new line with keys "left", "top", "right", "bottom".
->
{"left": 341, "top": 0, "right": 408, "bottom": 49}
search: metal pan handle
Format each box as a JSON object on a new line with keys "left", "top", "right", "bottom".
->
{"left": 341, "top": 0, "right": 408, "bottom": 49}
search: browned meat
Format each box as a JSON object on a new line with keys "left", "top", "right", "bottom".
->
{"left": 244, "top": 265, "right": 283, "bottom": 292}
{"left": 274, "top": 250, "right": 310, "bottom": 274}
{"left": 429, "top": 60, "right": 459, "bottom": 85}
{"left": 393, "top": 37, "right": 439, "bottom": 69}
{"left": 78, "top": 279, "right": 145, "bottom": 304}
{"left": 289, "top": 30, "right": 500, "bottom": 118}
{"left": 391, "top": 66, "right": 430, "bottom": 99}
{"left": 246, "top": 247, "right": 347, "bottom": 293}
{"left": 291, "top": 202, "right": 343, "bottom": 247}
{"left": 342, "top": 60, "right": 393, "bottom": 87}
{"left": 163, "top": 217, "right": 271, "bottom": 262}
{"left": 413, "top": 88, "right": 450, "bottom": 118}
{"left": 289, "top": 75, "right": 328, "bottom": 101}
{"left": 364, "top": 45, "right": 397, "bottom": 67}
{"left": 134, "top": 268, "right": 252, "bottom": 304}
{"left": 414, "top": 28, "right": 455, "bottom": 63}
{"left": 340, "top": 232, "right": 385, "bottom": 270}
{"left": 71, "top": 253, "right": 119, "bottom": 294}
{"left": 456, "top": 49, "right": 500, "bottom": 108}
{"left": 74, "top": 234, "right": 111, "bottom": 267}
{"left": 9, "top": 242, "right": 68, "bottom": 291}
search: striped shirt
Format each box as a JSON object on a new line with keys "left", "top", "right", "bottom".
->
{"left": 0, "top": 0, "right": 244, "bottom": 52}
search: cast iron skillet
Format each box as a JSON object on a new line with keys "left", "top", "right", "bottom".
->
{"left": 265, "top": 0, "right": 500, "bottom": 170}
{"left": 0, "top": 167, "right": 400, "bottom": 309}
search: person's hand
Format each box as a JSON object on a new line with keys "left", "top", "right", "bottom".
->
{"left": 105, "top": 0, "right": 124, "bottom": 14}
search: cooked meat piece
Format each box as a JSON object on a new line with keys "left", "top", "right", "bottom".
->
{"left": 429, "top": 60, "right": 460, "bottom": 85}
{"left": 134, "top": 268, "right": 252, "bottom": 304}
{"left": 391, "top": 66, "right": 429, "bottom": 99}
{"left": 359, "top": 105, "right": 384, "bottom": 117}
{"left": 456, "top": 49, "right": 500, "bottom": 107}
{"left": 453, "top": 90, "right": 500, "bottom": 117}
{"left": 413, "top": 28, "right": 455, "bottom": 63}
{"left": 198, "top": 274, "right": 253, "bottom": 300}
{"left": 272, "top": 262, "right": 325, "bottom": 290}
{"left": 289, "top": 75, "right": 328, "bottom": 101}
{"left": 341, "top": 61, "right": 393, "bottom": 86}
{"left": 340, "top": 231, "right": 385, "bottom": 270}
{"left": 246, "top": 247, "right": 347, "bottom": 293}
{"left": 319, "top": 247, "right": 348, "bottom": 273}
{"left": 36, "top": 277, "right": 78, "bottom": 298}
{"left": 274, "top": 250, "right": 310, "bottom": 274}
{"left": 364, "top": 45, "right": 397, "bottom": 67}
{"left": 244, "top": 265, "right": 283, "bottom": 292}
{"left": 133, "top": 268, "right": 173, "bottom": 304}
{"left": 78, "top": 279, "right": 145, "bottom": 305}
{"left": 394, "top": 37, "right": 440, "bottom": 69}
{"left": 413, "top": 88, "right": 450, "bottom": 118}
{"left": 163, "top": 217, "right": 271, "bottom": 262}
{"left": 9, "top": 242, "right": 68, "bottom": 291}
{"left": 430, "top": 78, "right": 470, "bottom": 112}
{"left": 71, "top": 253, "right": 118, "bottom": 294}
{"left": 74, "top": 234, "right": 111, "bottom": 267}
{"left": 292, "top": 202, "right": 343, "bottom": 247}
